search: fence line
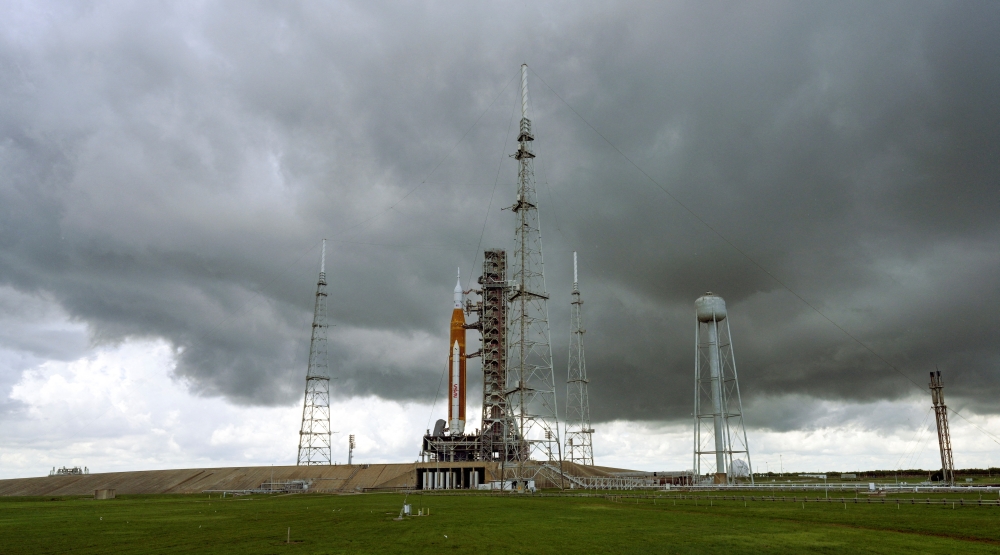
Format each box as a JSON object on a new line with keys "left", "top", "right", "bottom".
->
{"left": 604, "top": 493, "right": 1000, "bottom": 507}
{"left": 415, "top": 490, "right": 1000, "bottom": 507}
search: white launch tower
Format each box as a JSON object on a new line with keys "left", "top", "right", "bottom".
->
{"left": 693, "top": 292, "right": 753, "bottom": 484}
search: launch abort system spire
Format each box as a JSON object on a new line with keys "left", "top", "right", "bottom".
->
{"left": 508, "top": 63, "right": 561, "bottom": 478}
{"left": 297, "top": 240, "right": 332, "bottom": 466}
{"left": 565, "top": 252, "right": 595, "bottom": 465}
{"left": 693, "top": 293, "right": 752, "bottom": 484}
{"left": 929, "top": 370, "right": 955, "bottom": 485}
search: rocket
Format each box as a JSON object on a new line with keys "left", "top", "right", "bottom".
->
{"left": 449, "top": 268, "right": 467, "bottom": 435}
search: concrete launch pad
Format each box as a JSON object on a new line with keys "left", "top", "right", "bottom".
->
{"left": 0, "top": 461, "right": 661, "bottom": 496}
{"left": 0, "top": 464, "right": 417, "bottom": 496}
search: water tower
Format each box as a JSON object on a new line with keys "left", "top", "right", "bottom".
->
{"left": 693, "top": 292, "right": 753, "bottom": 484}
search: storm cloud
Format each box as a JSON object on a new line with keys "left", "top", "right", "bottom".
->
{"left": 1, "top": 1, "right": 998, "bottom": 434}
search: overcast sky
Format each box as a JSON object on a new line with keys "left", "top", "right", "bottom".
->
{"left": 1, "top": 1, "right": 998, "bottom": 478}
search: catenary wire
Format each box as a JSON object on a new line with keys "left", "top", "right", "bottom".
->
{"left": 895, "top": 407, "right": 933, "bottom": 470}
{"left": 428, "top": 78, "right": 520, "bottom": 434}
{"left": 186, "top": 70, "right": 521, "bottom": 363}
{"left": 425, "top": 357, "right": 450, "bottom": 435}
{"left": 335, "top": 70, "right": 520, "bottom": 241}
{"left": 465, "top": 77, "right": 520, "bottom": 292}
{"left": 527, "top": 66, "right": 1000, "bottom": 448}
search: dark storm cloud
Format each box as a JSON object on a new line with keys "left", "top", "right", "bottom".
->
{"left": 1, "top": 1, "right": 998, "bottom": 431}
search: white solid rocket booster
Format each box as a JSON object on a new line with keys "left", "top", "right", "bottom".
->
{"left": 450, "top": 340, "right": 461, "bottom": 433}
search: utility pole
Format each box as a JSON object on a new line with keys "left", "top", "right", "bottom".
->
{"left": 297, "top": 240, "right": 333, "bottom": 465}
{"left": 930, "top": 370, "right": 955, "bottom": 485}
{"left": 507, "top": 63, "right": 561, "bottom": 485}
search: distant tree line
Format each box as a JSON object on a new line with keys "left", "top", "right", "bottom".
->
{"left": 757, "top": 468, "right": 1000, "bottom": 480}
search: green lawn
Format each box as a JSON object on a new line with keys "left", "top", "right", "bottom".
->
{"left": 1, "top": 491, "right": 998, "bottom": 554}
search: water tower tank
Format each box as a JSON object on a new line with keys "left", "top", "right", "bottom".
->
{"left": 695, "top": 292, "right": 727, "bottom": 322}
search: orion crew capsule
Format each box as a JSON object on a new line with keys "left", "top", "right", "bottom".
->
{"left": 448, "top": 268, "right": 467, "bottom": 435}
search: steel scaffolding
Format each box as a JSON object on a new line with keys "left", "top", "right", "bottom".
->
{"left": 477, "top": 249, "right": 522, "bottom": 462}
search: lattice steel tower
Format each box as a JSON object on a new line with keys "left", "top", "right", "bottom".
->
{"left": 297, "top": 240, "right": 332, "bottom": 466}
{"left": 477, "top": 249, "right": 522, "bottom": 462}
{"left": 565, "top": 252, "right": 595, "bottom": 465}
{"left": 508, "top": 63, "right": 561, "bottom": 476}
{"left": 693, "top": 293, "right": 753, "bottom": 484}
{"left": 929, "top": 370, "right": 955, "bottom": 485}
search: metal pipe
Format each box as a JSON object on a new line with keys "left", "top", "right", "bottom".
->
{"left": 707, "top": 320, "right": 726, "bottom": 475}
{"left": 693, "top": 318, "right": 700, "bottom": 477}
{"left": 521, "top": 64, "right": 529, "bottom": 119}
{"left": 726, "top": 318, "right": 755, "bottom": 485}
{"left": 320, "top": 239, "right": 326, "bottom": 274}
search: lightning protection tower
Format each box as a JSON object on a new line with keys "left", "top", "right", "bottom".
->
{"left": 508, "top": 63, "right": 561, "bottom": 479}
{"left": 929, "top": 370, "right": 955, "bottom": 485}
{"left": 693, "top": 292, "right": 753, "bottom": 484}
{"left": 297, "top": 240, "right": 332, "bottom": 466}
{"left": 565, "top": 252, "right": 595, "bottom": 466}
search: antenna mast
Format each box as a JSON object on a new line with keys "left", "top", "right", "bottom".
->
{"left": 297, "top": 239, "right": 332, "bottom": 465}
{"left": 565, "top": 252, "right": 595, "bottom": 465}
{"left": 508, "top": 63, "right": 562, "bottom": 482}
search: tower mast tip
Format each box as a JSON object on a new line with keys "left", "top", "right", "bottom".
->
{"left": 520, "top": 64, "right": 529, "bottom": 119}
{"left": 320, "top": 239, "right": 326, "bottom": 275}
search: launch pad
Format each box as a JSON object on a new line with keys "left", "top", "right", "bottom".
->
{"left": 420, "top": 249, "right": 527, "bottom": 467}
{"left": 420, "top": 67, "right": 567, "bottom": 477}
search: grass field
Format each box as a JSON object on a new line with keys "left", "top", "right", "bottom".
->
{"left": 2, "top": 490, "right": 999, "bottom": 554}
